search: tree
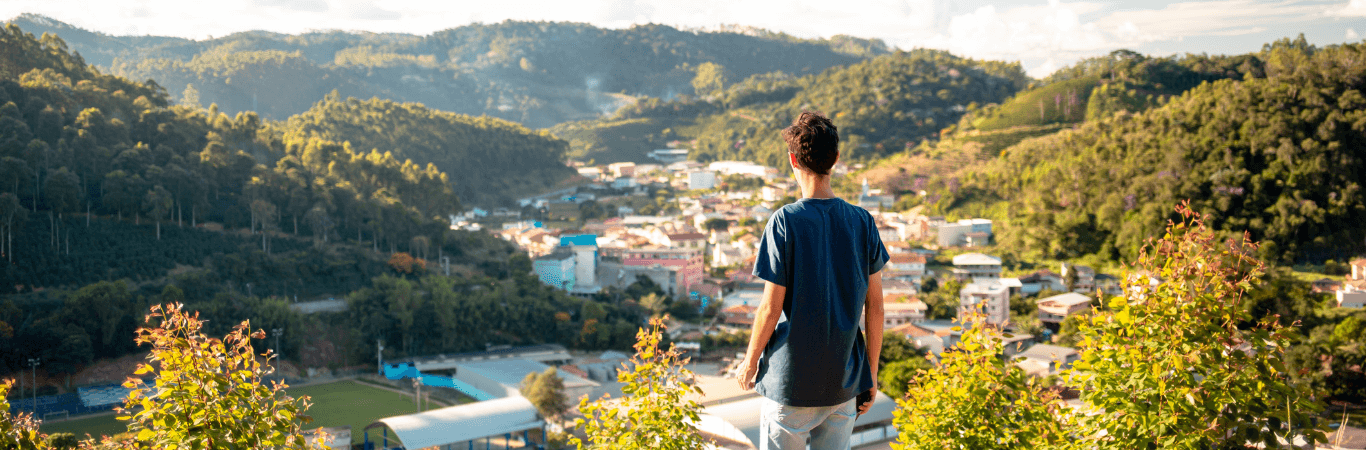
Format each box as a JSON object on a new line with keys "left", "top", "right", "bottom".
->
{"left": 104, "top": 303, "right": 322, "bottom": 449}
{"left": 1068, "top": 203, "right": 1327, "bottom": 449}
{"left": 702, "top": 217, "right": 728, "bottom": 233}
{"left": 891, "top": 312, "right": 1069, "bottom": 449}
{"left": 0, "top": 192, "right": 27, "bottom": 264}
{"left": 143, "top": 186, "right": 172, "bottom": 240}
{"left": 879, "top": 357, "right": 931, "bottom": 400}
{"left": 573, "top": 318, "right": 710, "bottom": 450}
{"left": 0, "top": 380, "right": 48, "bottom": 450}
{"left": 521, "top": 367, "right": 568, "bottom": 425}
{"left": 878, "top": 331, "right": 921, "bottom": 371}
{"left": 691, "top": 62, "right": 727, "bottom": 98}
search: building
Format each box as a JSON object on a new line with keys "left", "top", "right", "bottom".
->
{"left": 959, "top": 279, "right": 1010, "bottom": 325}
{"left": 937, "top": 219, "right": 993, "bottom": 247}
{"left": 721, "top": 304, "right": 757, "bottom": 327}
{"left": 688, "top": 170, "right": 718, "bottom": 190}
{"left": 648, "top": 149, "right": 689, "bottom": 163}
{"left": 604, "top": 247, "right": 706, "bottom": 296}
{"left": 1013, "top": 344, "right": 1080, "bottom": 377}
{"left": 888, "top": 322, "right": 946, "bottom": 355}
{"left": 607, "top": 162, "right": 636, "bottom": 178}
{"left": 951, "top": 253, "right": 1002, "bottom": 281}
{"left": 1311, "top": 278, "right": 1343, "bottom": 294}
{"left": 533, "top": 248, "right": 576, "bottom": 291}
{"left": 884, "top": 299, "right": 928, "bottom": 327}
{"left": 531, "top": 235, "right": 600, "bottom": 295}
{"left": 1332, "top": 259, "right": 1366, "bottom": 308}
{"left": 707, "top": 161, "right": 777, "bottom": 179}
{"left": 1036, "top": 292, "right": 1093, "bottom": 327}
{"left": 1063, "top": 263, "right": 1096, "bottom": 293}
{"left": 666, "top": 232, "right": 707, "bottom": 251}
{"left": 857, "top": 178, "right": 895, "bottom": 210}
{"left": 1019, "top": 270, "right": 1066, "bottom": 296}
{"left": 885, "top": 253, "right": 927, "bottom": 282}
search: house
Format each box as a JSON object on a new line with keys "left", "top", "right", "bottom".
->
{"left": 856, "top": 178, "right": 895, "bottom": 210}
{"left": 607, "top": 162, "right": 636, "bottom": 178}
{"left": 1339, "top": 280, "right": 1366, "bottom": 308}
{"left": 1036, "top": 292, "right": 1093, "bottom": 327}
{"left": 885, "top": 253, "right": 928, "bottom": 282}
{"left": 1018, "top": 270, "right": 1066, "bottom": 295}
{"left": 533, "top": 248, "right": 576, "bottom": 291}
{"left": 937, "top": 219, "right": 992, "bottom": 247}
{"left": 666, "top": 232, "right": 707, "bottom": 251}
{"left": 1094, "top": 273, "right": 1122, "bottom": 295}
{"left": 883, "top": 279, "right": 919, "bottom": 297}
{"left": 1311, "top": 278, "right": 1343, "bottom": 294}
{"left": 959, "top": 279, "right": 1010, "bottom": 325}
{"left": 1353, "top": 258, "right": 1366, "bottom": 280}
{"left": 607, "top": 247, "right": 706, "bottom": 296}
{"left": 721, "top": 304, "right": 757, "bottom": 327}
{"left": 1062, "top": 263, "right": 1096, "bottom": 293}
{"left": 884, "top": 298, "right": 928, "bottom": 327}
{"left": 688, "top": 171, "right": 717, "bottom": 190}
{"left": 888, "top": 322, "right": 947, "bottom": 355}
{"left": 1013, "top": 344, "right": 1080, "bottom": 377}
{"left": 951, "top": 253, "right": 1002, "bottom": 281}
{"left": 877, "top": 225, "right": 900, "bottom": 246}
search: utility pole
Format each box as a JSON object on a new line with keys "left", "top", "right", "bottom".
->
{"left": 376, "top": 340, "right": 384, "bottom": 375}
{"left": 272, "top": 328, "right": 283, "bottom": 381}
{"left": 412, "top": 378, "right": 422, "bottom": 412}
{"left": 27, "top": 358, "right": 39, "bottom": 412}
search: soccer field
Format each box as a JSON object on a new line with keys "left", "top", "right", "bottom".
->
{"left": 39, "top": 379, "right": 440, "bottom": 444}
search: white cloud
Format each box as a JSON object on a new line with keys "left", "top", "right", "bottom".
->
{"left": 1330, "top": 0, "right": 1366, "bottom": 17}
{"left": 1349, "top": 28, "right": 1361, "bottom": 39}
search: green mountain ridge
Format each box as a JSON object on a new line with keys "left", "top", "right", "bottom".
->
{"left": 5, "top": 13, "right": 890, "bottom": 128}
{"left": 872, "top": 38, "right": 1365, "bottom": 264}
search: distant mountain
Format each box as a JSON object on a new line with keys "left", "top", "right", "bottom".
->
{"left": 5, "top": 14, "right": 890, "bottom": 127}
{"left": 551, "top": 49, "right": 1029, "bottom": 166}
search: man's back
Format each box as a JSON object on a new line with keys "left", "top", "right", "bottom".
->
{"left": 752, "top": 197, "right": 887, "bottom": 407}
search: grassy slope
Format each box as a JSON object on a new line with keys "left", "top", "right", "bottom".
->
{"left": 971, "top": 76, "right": 1099, "bottom": 131}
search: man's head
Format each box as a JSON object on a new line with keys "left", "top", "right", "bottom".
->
{"left": 781, "top": 111, "right": 839, "bottom": 176}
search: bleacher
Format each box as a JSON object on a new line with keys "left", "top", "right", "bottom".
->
{"left": 6, "top": 382, "right": 142, "bottom": 418}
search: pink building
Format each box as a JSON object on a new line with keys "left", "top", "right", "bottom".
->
{"left": 611, "top": 247, "right": 706, "bottom": 296}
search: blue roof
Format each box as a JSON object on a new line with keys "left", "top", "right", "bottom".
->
{"left": 559, "top": 234, "right": 597, "bottom": 247}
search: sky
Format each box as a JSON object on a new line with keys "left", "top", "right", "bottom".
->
{"left": 3, "top": 0, "right": 1365, "bottom": 78}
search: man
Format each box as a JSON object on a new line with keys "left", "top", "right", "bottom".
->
{"left": 737, "top": 111, "right": 887, "bottom": 450}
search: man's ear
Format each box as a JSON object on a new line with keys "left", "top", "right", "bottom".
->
{"left": 788, "top": 152, "right": 800, "bottom": 172}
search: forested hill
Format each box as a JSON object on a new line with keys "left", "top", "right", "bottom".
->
{"left": 871, "top": 38, "right": 1366, "bottom": 264}
{"left": 281, "top": 95, "right": 576, "bottom": 206}
{"left": 6, "top": 14, "right": 888, "bottom": 127}
{"left": 0, "top": 22, "right": 546, "bottom": 291}
{"left": 552, "top": 49, "right": 1029, "bottom": 166}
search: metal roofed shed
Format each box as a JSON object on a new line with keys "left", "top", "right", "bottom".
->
{"left": 365, "top": 396, "right": 544, "bottom": 449}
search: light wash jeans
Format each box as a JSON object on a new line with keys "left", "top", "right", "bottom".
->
{"left": 759, "top": 396, "right": 858, "bottom": 450}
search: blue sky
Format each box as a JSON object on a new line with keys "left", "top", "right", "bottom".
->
{"left": 4, "top": 0, "right": 1364, "bottom": 78}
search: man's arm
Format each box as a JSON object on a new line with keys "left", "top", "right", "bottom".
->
{"left": 737, "top": 280, "right": 786, "bottom": 390}
{"left": 860, "top": 271, "right": 885, "bottom": 415}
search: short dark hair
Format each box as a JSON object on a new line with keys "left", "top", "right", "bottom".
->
{"left": 782, "top": 111, "right": 839, "bottom": 175}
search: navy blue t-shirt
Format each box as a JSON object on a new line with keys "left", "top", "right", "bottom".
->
{"left": 752, "top": 197, "right": 889, "bottom": 407}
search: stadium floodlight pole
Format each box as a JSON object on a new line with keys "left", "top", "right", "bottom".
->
{"left": 27, "top": 357, "right": 39, "bottom": 411}
{"left": 377, "top": 339, "right": 385, "bottom": 375}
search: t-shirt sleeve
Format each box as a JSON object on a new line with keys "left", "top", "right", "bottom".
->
{"left": 867, "top": 216, "right": 890, "bottom": 275}
{"left": 753, "top": 210, "right": 789, "bottom": 287}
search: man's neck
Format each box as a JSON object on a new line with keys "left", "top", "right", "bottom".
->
{"left": 796, "top": 171, "right": 836, "bottom": 199}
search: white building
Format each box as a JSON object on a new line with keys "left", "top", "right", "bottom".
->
{"left": 707, "top": 161, "right": 777, "bottom": 179}
{"left": 689, "top": 170, "right": 717, "bottom": 190}
{"left": 937, "top": 219, "right": 993, "bottom": 247}
{"left": 1036, "top": 292, "right": 1093, "bottom": 325}
{"left": 951, "top": 253, "right": 1002, "bottom": 281}
{"left": 959, "top": 280, "right": 1010, "bottom": 325}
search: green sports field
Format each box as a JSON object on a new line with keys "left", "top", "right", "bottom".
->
{"left": 40, "top": 380, "right": 442, "bottom": 444}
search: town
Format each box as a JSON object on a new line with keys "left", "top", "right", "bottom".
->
{"left": 440, "top": 156, "right": 1366, "bottom": 449}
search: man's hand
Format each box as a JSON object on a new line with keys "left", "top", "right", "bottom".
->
{"left": 737, "top": 357, "right": 760, "bottom": 391}
{"left": 857, "top": 386, "right": 877, "bottom": 417}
